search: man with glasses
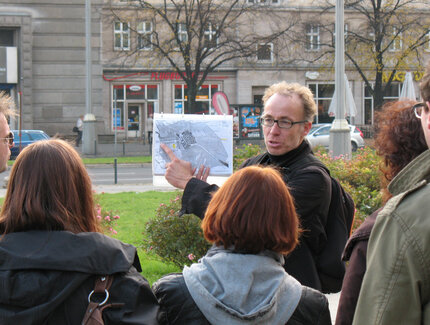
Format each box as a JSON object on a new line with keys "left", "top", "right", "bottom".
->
{"left": 161, "top": 82, "right": 334, "bottom": 291}
{"left": 0, "top": 92, "right": 15, "bottom": 173}
{"left": 353, "top": 64, "right": 430, "bottom": 324}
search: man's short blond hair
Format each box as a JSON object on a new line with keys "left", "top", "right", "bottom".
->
{"left": 0, "top": 91, "right": 16, "bottom": 118}
{"left": 262, "top": 82, "right": 317, "bottom": 121}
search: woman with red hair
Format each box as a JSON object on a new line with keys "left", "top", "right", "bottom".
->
{"left": 153, "top": 165, "right": 331, "bottom": 325}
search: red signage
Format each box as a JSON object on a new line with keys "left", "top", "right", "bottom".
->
{"left": 150, "top": 72, "right": 229, "bottom": 81}
{"left": 151, "top": 72, "right": 183, "bottom": 80}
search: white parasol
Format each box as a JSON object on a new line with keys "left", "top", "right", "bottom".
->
{"left": 400, "top": 72, "right": 417, "bottom": 100}
{"left": 328, "top": 73, "right": 357, "bottom": 117}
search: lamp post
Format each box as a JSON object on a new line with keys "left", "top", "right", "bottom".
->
{"left": 83, "top": 0, "right": 96, "bottom": 154}
{"left": 329, "top": 0, "right": 351, "bottom": 158}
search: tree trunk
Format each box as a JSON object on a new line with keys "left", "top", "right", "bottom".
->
{"left": 186, "top": 84, "right": 198, "bottom": 114}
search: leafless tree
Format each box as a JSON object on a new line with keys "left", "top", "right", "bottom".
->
{"left": 104, "top": 0, "right": 297, "bottom": 112}
{"left": 290, "top": 0, "right": 430, "bottom": 111}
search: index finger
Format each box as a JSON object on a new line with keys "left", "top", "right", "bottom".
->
{"left": 160, "top": 143, "right": 177, "bottom": 161}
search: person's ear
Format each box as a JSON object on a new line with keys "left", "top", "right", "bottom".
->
{"left": 303, "top": 121, "right": 312, "bottom": 135}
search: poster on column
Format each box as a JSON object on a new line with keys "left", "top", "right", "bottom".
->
{"left": 152, "top": 113, "right": 233, "bottom": 185}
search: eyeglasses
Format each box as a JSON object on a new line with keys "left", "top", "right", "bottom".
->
{"left": 260, "top": 117, "right": 308, "bottom": 129}
{"left": 0, "top": 131, "right": 14, "bottom": 146}
{"left": 413, "top": 102, "right": 429, "bottom": 119}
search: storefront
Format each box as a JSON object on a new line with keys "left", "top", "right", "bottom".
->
{"left": 104, "top": 70, "right": 235, "bottom": 139}
{"left": 103, "top": 68, "right": 424, "bottom": 140}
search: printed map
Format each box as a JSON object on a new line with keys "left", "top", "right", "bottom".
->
{"left": 153, "top": 113, "right": 233, "bottom": 176}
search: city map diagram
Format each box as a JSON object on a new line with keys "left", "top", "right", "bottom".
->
{"left": 153, "top": 113, "right": 233, "bottom": 176}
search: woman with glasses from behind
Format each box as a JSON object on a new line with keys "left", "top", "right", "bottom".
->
{"left": 153, "top": 165, "right": 331, "bottom": 325}
{"left": 0, "top": 139, "right": 159, "bottom": 324}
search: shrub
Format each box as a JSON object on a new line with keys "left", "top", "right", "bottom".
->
{"left": 233, "top": 143, "right": 263, "bottom": 170}
{"left": 145, "top": 194, "right": 211, "bottom": 268}
{"left": 314, "top": 146, "right": 383, "bottom": 229}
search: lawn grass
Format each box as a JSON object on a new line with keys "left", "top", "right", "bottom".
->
{"left": 8, "top": 155, "right": 152, "bottom": 166}
{"left": 82, "top": 156, "right": 152, "bottom": 165}
{"left": 96, "top": 191, "right": 181, "bottom": 284}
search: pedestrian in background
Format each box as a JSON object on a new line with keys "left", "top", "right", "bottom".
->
{"left": 76, "top": 114, "right": 83, "bottom": 147}
{"left": 335, "top": 99, "right": 427, "bottom": 325}
{"left": 352, "top": 61, "right": 430, "bottom": 325}
{"left": 147, "top": 113, "right": 153, "bottom": 144}
{"left": 153, "top": 166, "right": 331, "bottom": 325}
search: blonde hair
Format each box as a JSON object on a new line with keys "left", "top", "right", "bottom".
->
{"left": 0, "top": 91, "right": 16, "bottom": 118}
{"left": 262, "top": 82, "right": 316, "bottom": 121}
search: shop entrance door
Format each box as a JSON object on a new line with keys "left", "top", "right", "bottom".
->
{"left": 127, "top": 104, "right": 141, "bottom": 138}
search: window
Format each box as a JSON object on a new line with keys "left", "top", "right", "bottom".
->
{"left": 0, "top": 30, "right": 14, "bottom": 46}
{"left": 389, "top": 27, "right": 402, "bottom": 52}
{"left": 306, "top": 25, "right": 320, "bottom": 51}
{"left": 177, "top": 23, "right": 188, "bottom": 44}
{"left": 111, "top": 84, "right": 159, "bottom": 131}
{"left": 257, "top": 43, "right": 273, "bottom": 62}
{"left": 332, "top": 23, "right": 348, "bottom": 46}
{"left": 204, "top": 23, "right": 217, "bottom": 48}
{"left": 308, "top": 83, "right": 335, "bottom": 123}
{"left": 137, "top": 21, "right": 152, "bottom": 50}
{"left": 114, "top": 22, "right": 130, "bottom": 50}
{"left": 174, "top": 84, "right": 219, "bottom": 114}
{"left": 363, "top": 82, "right": 401, "bottom": 125}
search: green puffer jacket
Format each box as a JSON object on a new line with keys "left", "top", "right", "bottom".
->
{"left": 353, "top": 149, "right": 430, "bottom": 325}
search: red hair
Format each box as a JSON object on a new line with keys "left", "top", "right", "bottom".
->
{"left": 202, "top": 166, "right": 300, "bottom": 255}
{"left": 374, "top": 100, "right": 427, "bottom": 203}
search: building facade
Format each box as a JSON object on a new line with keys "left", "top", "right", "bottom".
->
{"left": 101, "top": 0, "right": 430, "bottom": 140}
{"left": 1, "top": 0, "right": 429, "bottom": 140}
{"left": 0, "top": 0, "right": 104, "bottom": 135}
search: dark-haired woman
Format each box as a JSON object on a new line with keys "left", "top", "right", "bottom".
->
{"left": 153, "top": 166, "right": 331, "bottom": 325}
{"left": 0, "top": 139, "right": 159, "bottom": 324}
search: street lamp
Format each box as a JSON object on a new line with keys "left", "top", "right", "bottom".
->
{"left": 83, "top": 0, "right": 96, "bottom": 154}
{"left": 329, "top": 0, "right": 351, "bottom": 158}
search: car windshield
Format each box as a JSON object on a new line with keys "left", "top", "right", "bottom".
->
{"left": 310, "top": 125, "right": 321, "bottom": 133}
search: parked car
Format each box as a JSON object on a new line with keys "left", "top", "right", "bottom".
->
{"left": 10, "top": 130, "right": 50, "bottom": 159}
{"left": 306, "top": 123, "right": 365, "bottom": 152}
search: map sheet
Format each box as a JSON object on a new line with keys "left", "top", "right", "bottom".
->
{"left": 152, "top": 113, "right": 233, "bottom": 176}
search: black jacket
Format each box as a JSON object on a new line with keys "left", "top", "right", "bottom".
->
{"left": 181, "top": 141, "right": 332, "bottom": 290}
{"left": 153, "top": 273, "right": 332, "bottom": 325}
{"left": 0, "top": 230, "right": 159, "bottom": 325}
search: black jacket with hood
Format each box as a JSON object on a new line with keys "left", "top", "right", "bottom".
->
{"left": 0, "top": 230, "right": 159, "bottom": 325}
